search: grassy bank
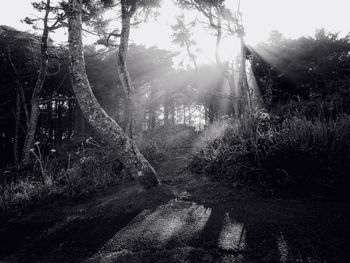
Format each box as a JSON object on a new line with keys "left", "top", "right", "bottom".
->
{"left": 190, "top": 113, "right": 350, "bottom": 197}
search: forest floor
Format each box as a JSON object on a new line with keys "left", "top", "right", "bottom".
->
{"left": 0, "top": 140, "right": 350, "bottom": 263}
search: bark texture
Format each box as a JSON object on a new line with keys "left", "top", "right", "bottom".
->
{"left": 67, "top": 0, "right": 160, "bottom": 188}
{"left": 117, "top": 1, "right": 136, "bottom": 138}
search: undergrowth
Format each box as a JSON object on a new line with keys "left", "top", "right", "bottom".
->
{"left": 0, "top": 137, "right": 127, "bottom": 215}
{"left": 190, "top": 112, "right": 350, "bottom": 197}
{"left": 136, "top": 124, "right": 196, "bottom": 164}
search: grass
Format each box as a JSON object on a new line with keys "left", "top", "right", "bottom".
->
{"left": 0, "top": 137, "right": 128, "bottom": 215}
{"left": 0, "top": 126, "right": 197, "bottom": 215}
{"left": 190, "top": 112, "right": 350, "bottom": 197}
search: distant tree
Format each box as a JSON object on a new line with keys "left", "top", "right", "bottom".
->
{"left": 67, "top": 0, "right": 160, "bottom": 187}
{"left": 172, "top": 14, "right": 198, "bottom": 71}
{"left": 234, "top": 6, "right": 251, "bottom": 115}
{"left": 0, "top": 27, "right": 39, "bottom": 166}
{"left": 177, "top": 0, "right": 253, "bottom": 118}
{"left": 176, "top": 0, "right": 237, "bottom": 121}
{"left": 104, "top": 0, "right": 161, "bottom": 138}
{"left": 177, "top": 0, "right": 226, "bottom": 67}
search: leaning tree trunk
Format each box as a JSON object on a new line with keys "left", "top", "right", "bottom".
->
{"left": 67, "top": 0, "right": 160, "bottom": 188}
{"left": 116, "top": 2, "right": 136, "bottom": 138}
{"left": 22, "top": 0, "right": 50, "bottom": 165}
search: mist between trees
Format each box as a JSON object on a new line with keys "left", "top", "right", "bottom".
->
{"left": 1, "top": 0, "right": 350, "bottom": 206}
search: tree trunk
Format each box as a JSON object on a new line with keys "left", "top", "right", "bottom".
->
{"left": 149, "top": 85, "right": 156, "bottom": 130}
{"left": 237, "top": 36, "right": 250, "bottom": 116}
{"left": 67, "top": 100, "right": 73, "bottom": 140}
{"left": 183, "top": 105, "right": 186, "bottom": 125}
{"left": 204, "top": 101, "right": 209, "bottom": 126}
{"left": 67, "top": 0, "right": 160, "bottom": 188}
{"left": 171, "top": 99, "right": 175, "bottom": 125}
{"left": 14, "top": 88, "right": 21, "bottom": 167}
{"left": 46, "top": 101, "right": 53, "bottom": 140}
{"left": 215, "top": 17, "right": 223, "bottom": 69}
{"left": 56, "top": 101, "right": 63, "bottom": 143}
{"left": 209, "top": 96, "right": 216, "bottom": 124}
{"left": 164, "top": 95, "right": 169, "bottom": 125}
{"left": 116, "top": 1, "right": 136, "bottom": 138}
{"left": 22, "top": 0, "right": 50, "bottom": 164}
{"left": 7, "top": 46, "right": 29, "bottom": 129}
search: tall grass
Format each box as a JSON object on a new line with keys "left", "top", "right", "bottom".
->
{"left": 0, "top": 137, "right": 127, "bottom": 215}
{"left": 190, "top": 113, "right": 350, "bottom": 196}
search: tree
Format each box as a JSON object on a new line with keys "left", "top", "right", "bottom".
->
{"left": 172, "top": 14, "right": 198, "bottom": 71}
{"left": 0, "top": 26, "right": 43, "bottom": 166}
{"left": 235, "top": 7, "right": 251, "bottom": 115}
{"left": 106, "top": 0, "right": 161, "bottom": 138}
{"left": 177, "top": 0, "right": 253, "bottom": 118}
{"left": 177, "top": 0, "right": 226, "bottom": 68}
{"left": 22, "top": 0, "right": 66, "bottom": 165}
{"left": 67, "top": 0, "right": 160, "bottom": 188}
{"left": 176, "top": 0, "right": 237, "bottom": 121}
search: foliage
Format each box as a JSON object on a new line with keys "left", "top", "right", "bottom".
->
{"left": 190, "top": 113, "right": 350, "bottom": 196}
{"left": 250, "top": 30, "right": 350, "bottom": 115}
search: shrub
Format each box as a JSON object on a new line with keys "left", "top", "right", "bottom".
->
{"left": 190, "top": 113, "right": 350, "bottom": 196}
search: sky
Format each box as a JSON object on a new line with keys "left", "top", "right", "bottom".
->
{"left": 1, "top": 0, "right": 350, "bottom": 61}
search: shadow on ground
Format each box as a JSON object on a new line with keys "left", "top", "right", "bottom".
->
{"left": 0, "top": 183, "right": 176, "bottom": 263}
{"left": 1, "top": 145, "right": 350, "bottom": 263}
{"left": 87, "top": 194, "right": 350, "bottom": 263}
{"left": 86, "top": 147, "right": 350, "bottom": 263}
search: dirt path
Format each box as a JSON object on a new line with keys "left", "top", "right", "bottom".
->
{"left": 1, "top": 144, "right": 350, "bottom": 262}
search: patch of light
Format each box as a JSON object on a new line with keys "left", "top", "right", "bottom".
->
{"left": 170, "top": 204, "right": 212, "bottom": 242}
{"left": 218, "top": 36, "right": 241, "bottom": 63}
{"left": 106, "top": 201, "right": 212, "bottom": 250}
{"left": 154, "top": 203, "right": 212, "bottom": 244}
{"left": 276, "top": 232, "right": 290, "bottom": 263}
{"left": 218, "top": 212, "right": 246, "bottom": 251}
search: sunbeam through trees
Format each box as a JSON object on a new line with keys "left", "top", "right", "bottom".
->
{"left": 1, "top": 0, "right": 350, "bottom": 262}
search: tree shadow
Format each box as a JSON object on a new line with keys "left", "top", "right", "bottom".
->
{"left": 184, "top": 199, "right": 350, "bottom": 263}
{"left": 15, "top": 184, "right": 176, "bottom": 263}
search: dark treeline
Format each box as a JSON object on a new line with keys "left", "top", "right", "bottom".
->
{"left": 0, "top": 26, "right": 206, "bottom": 167}
{"left": 2, "top": 25, "right": 350, "bottom": 167}
{"left": 251, "top": 29, "right": 350, "bottom": 117}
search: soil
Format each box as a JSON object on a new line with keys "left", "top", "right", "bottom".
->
{"left": 0, "top": 144, "right": 349, "bottom": 263}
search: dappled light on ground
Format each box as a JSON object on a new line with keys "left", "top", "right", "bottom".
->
{"left": 218, "top": 213, "right": 246, "bottom": 251}
{"left": 276, "top": 232, "right": 290, "bottom": 263}
{"left": 86, "top": 195, "right": 350, "bottom": 263}
{"left": 1, "top": 134, "right": 350, "bottom": 263}
{"left": 97, "top": 201, "right": 212, "bottom": 253}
